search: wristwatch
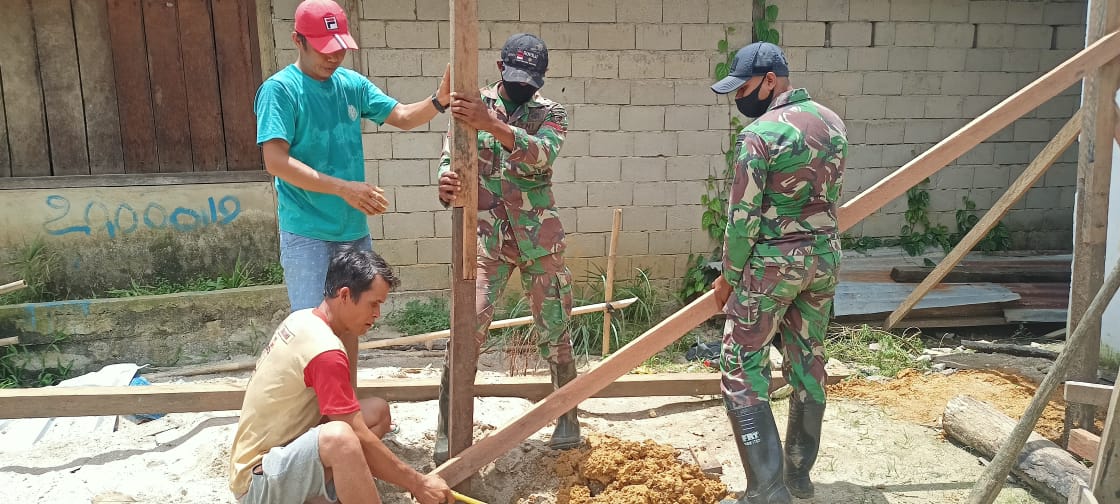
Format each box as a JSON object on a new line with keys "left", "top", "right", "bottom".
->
{"left": 431, "top": 92, "right": 448, "bottom": 113}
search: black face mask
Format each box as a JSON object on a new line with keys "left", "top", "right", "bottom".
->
{"left": 502, "top": 80, "right": 538, "bottom": 105}
{"left": 735, "top": 82, "right": 774, "bottom": 118}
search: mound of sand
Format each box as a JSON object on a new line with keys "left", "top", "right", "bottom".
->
{"left": 553, "top": 434, "right": 727, "bottom": 504}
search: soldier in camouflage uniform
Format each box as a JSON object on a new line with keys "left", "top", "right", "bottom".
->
{"left": 710, "top": 42, "right": 846, "bottom": 504}
{"left": 433, "top": 34, "right": 578, "bottom": 464}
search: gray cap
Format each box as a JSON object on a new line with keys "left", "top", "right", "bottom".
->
{"left": 711, "top": 42, "right": 790, "bottom": 95}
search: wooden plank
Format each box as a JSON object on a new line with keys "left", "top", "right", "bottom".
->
{"left": 602, "top": 208, "right": 622, "bottom": 355}
{"left": 212, "top": 0, "right": 261, "bottom": 170}
{"left": 1065, "top": 381, "right": 1114, "bottom": 408}
{"left": 968, "top": 259, "right": 1120, "bottom": 504}
{"left": 0, "top": 280, "right": 27, "bottom": 296}
{"left": 32, "top": 0, "right": 91, "bottom": 175}
{"left": 837, "top": 31, "right": 1120, "bottom": 233}
{"left": 142, "top": 0, "right": 193, "bottom": 173}
{"left": 253, "top": 0, "right": 276, "bottom": 78}
{"left": 177, "top": 0, "right": 227, "bottom": 171}
{"left": 0, "top": 337, "right": 19, "bottom": 347}
{"left": 0, "top": 372, "right": 844, "bottom": 419}
{"left": 0, "top": 0, "right": 51, "bottom": 176}
{"left": 449, "top": 0, "right": 480, "bottom": 493}
{"left": 73, "top": 0, "right": 125, "bottom": 175}
{"left": 431, "top": 291, "right": 722, "bottom": 487}
{"left": 451, "top": 0, "right": 479, "bottom": 279}
{"left": 1068, "top": 428, "right": 1101, "bottom": 461}
{"left": 883, "top": 112, "right": 1081, "bottom": 329}
{"left": 889, "top": 265, "right": 1072, "bottom": 284}
{"left": 107, "top": 0, "right": 158, "bottom": 173}
{"left": 1091, "top": 366, "right": 1120, "bottom": 498}
{"left": 360, "top": 298, "right": 638, "bottom": 351}
{"left": 1068, "top": 0, "right": 1120, "bottom": 440}
{"left": 0, "top": 170, "right": 270, "bottom": 189}
{"left": 243, "top": 0, "right": 264, "bottom": 87}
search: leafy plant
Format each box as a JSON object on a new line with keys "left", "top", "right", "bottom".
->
{"left": 0, "top": 333, "right": 75, "bottom": 388}
{"left": 952, "top": 195, "right": 1012, "bottom": 252}
{"left": 0, "top": 238, "right": 64, "bottom": 305}
{"left": 384, "top": 297, "right": 451, "bottom": 335}
{"left": 105, "top": 259, "right": 284, "bottom": 298}
{"left": 753, "top": 0, "right": 780, "bottom": 44}
{"left": 899, "top": 180, "right": 952, "bottom": 256}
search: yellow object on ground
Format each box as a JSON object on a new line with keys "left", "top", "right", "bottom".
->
{"left": 451, "top": 490, "right": 488, "bottom": 504}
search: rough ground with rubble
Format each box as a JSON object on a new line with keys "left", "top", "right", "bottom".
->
{"left": 0, "top": 347, "right": 1056, "bottom": 504}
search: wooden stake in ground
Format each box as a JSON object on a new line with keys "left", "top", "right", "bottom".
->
{"left": 602, "top": 208, "right": 622, "bottom": 355}
{"left": 1090, "top": 366, "right": 1120, "bottom": 500}
{"left": 1067, "top": 0, "right": 1120, "bottom": 439}
{"left": 448, "top": 0, "right": 479, "bottom": 493}
{"left": 883, "top": 111, "right": 1082, "bottom": 329}
{"left": 430, "top": 291, "right": 722, "bottom": 487}
{"left": 968, "top": 258, "right": 1120, "bottom": 504}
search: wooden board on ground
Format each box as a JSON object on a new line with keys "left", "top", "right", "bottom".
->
{"left": 889, "top": 264, "right": 1072, "bottom": 284}
{"left": 73, "top": 0, "right": 124, "bottom": 174}
{"left": 0, "top": 372, "right": 849, "bottom": 419}
{"left": 0, "top": 0, "right": 51, "bottom": 176}
{"left": 1068, "top": 428, "right": 1100, "bottom": 461}
{"left": 943, "top": 395, "right": 1090, "bottom": 503}
{"left": 31, "top": 0, "right": 90, "bottom": 175}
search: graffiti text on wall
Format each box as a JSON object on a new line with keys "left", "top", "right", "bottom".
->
{"left": 43, "top": 195, "right": 242, "bottom": 239}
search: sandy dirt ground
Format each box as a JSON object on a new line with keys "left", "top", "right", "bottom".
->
{"left": 0, "top": 350, "right": 1054, "bottom": 504}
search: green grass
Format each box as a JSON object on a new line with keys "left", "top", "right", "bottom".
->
{"left": 384, "top": 297, "right": 451, "bottom": 335}
{"left": 825, "top": 324, "right": 928, "bottom": 378}
{"left": 0, "top": 334, "right": 75, "bottom": 389}
{"left": 105, "top": 258, "right": 284, "bottom": 298}
{"left": 0, "top": 237, "right": 65, "bottom": 305}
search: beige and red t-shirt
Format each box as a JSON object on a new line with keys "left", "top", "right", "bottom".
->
{"left": 228, "top": 308, "right": 361, "bottom": 497}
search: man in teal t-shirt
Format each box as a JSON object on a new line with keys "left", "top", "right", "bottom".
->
{"left": 256, "top": 0, "right": 452, "bottom": 383}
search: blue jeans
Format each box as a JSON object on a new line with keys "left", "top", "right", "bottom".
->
{"left": 279, "top": 231, "right": 373, "bottom": 312}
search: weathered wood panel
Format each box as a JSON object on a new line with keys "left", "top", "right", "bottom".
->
{"left": 107, "top": 0, "right": 159, "bottom": 173}
{"left": 212, "top": 0, "right": 261, "bottom": 171}
{"left": 0, "top": 68, "right": 10, "bottom": 177}
{"left": 32, "top": 0, "right": 91, "bottom": 175}
{"left": 142, "top": 0, "right": 193, "bottom": 173}
{"left": 0, "top": 0, "right": 51, "bottom": 176}
{"left": 178, "top": 0, "right": 227, "bottom": 171}
{"left": 74, "top": 0, "right": 126, "bottom": 174}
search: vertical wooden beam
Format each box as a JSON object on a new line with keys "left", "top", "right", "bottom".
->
{"left": 602, "top": 208, "right": 622, "bottom": 355}
{"left": 883, "top": 111, "right": 1082, "bottom": 330}
{"left": 74, "top": 0, "right": 125, "bottom": 175}
{"left": 32, "top": 0, "right": 91, "bottom": 175}
{"left": 1091, "top": 367, "right": 1120, "bottom": 500}
{"left": 1068, "top": 0, "right": 1120, "bottom": 437}
{"left": 448, "top": 0, "right": 479, "bottom": 494}
{"left": 0, "top": 0, "right": 51, "bottom": 176}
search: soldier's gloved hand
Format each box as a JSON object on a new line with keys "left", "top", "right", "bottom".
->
{"left": 438, "top": 171, "right": 461, "bottom": 205}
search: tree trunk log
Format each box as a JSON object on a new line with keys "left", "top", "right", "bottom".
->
{"left": 944, "top": 395, "right": 1090, "bottom": 503}
{"left": 961, "top": 340, "right": 1060, "bottom": 360}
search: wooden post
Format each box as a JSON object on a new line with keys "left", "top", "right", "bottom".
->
{"left": 836, "top": 30, "right": 1120, "bottom": 232}
{"left": 601, "top": 208, "right": 622, "bottom": 355}
{"left": 883, "top": 111, "right": 1082, "bottom": 329}
{"left": 1090, "top": 367, "right": 1120, "bottom": 500}
{"left": 968, "top": 259, "right": 1120, "bottom": 504}
{"left": 448, "top": 0, "right": 479, "bottom": 494}
{"left": 1068, "top": 0, "right": 1120, "bottom": 438}
{"left": 431, "top": 291, "right": 722, "bottom": 487}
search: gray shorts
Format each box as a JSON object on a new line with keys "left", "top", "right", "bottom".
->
{"left": 239, "top": 426, "right": 338, "bottom": 504}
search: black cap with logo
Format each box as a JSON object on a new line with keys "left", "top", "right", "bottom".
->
{"left": 711, "top": 42, "right": 790, "bottom": 95}
{"left": 501, "top": 33, "right": 549, "bottom": 88}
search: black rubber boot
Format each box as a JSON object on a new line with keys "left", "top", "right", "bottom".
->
{"left": 784, "top": 397, "right": 826, "bottom": 499}
{"left": 722, "top": 402, "right": 792, "bottom": 504}
{"left": 432, "top": 364, "right": 450, "bottom": 465}
{"left": 549, "top": 360, "right": 581, "bottom": 450}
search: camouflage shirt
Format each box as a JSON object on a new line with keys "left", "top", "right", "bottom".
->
{"left": 721, "top": 88, "right": 847, "bottom": 287}
{"left": 439, "top": 82, "right": 568, "bottom": 262}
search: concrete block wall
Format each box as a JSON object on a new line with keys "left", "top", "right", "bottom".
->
{"left": 266, "top": 0, "right": 1085, "bottom": 293}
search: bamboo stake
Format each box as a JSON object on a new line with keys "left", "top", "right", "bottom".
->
{"left": 969, "top": 259, "right": 1120, "bottom": 504}
{"left": 0, "top": 280, "right": 27, "bottom": 296}
{"left": 0, "top": 337, "right": 20, "bottom": 347}
{"left": 602, "top": 208, "right": 622, "bottom": 355}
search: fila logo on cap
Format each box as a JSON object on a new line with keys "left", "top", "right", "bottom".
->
{"left": 324, "top": 15, "right": 339, "bottom": 31}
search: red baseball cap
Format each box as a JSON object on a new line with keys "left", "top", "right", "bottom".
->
{"left": 294, "top": 0, "right": 358, "bottom": 53}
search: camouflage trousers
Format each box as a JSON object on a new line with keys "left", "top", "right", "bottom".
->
{"left": 720, "top": 252, "right": 840, "bottom": 409}
{"left": 473, "top": 251, "right": 575, "bottom": 365}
